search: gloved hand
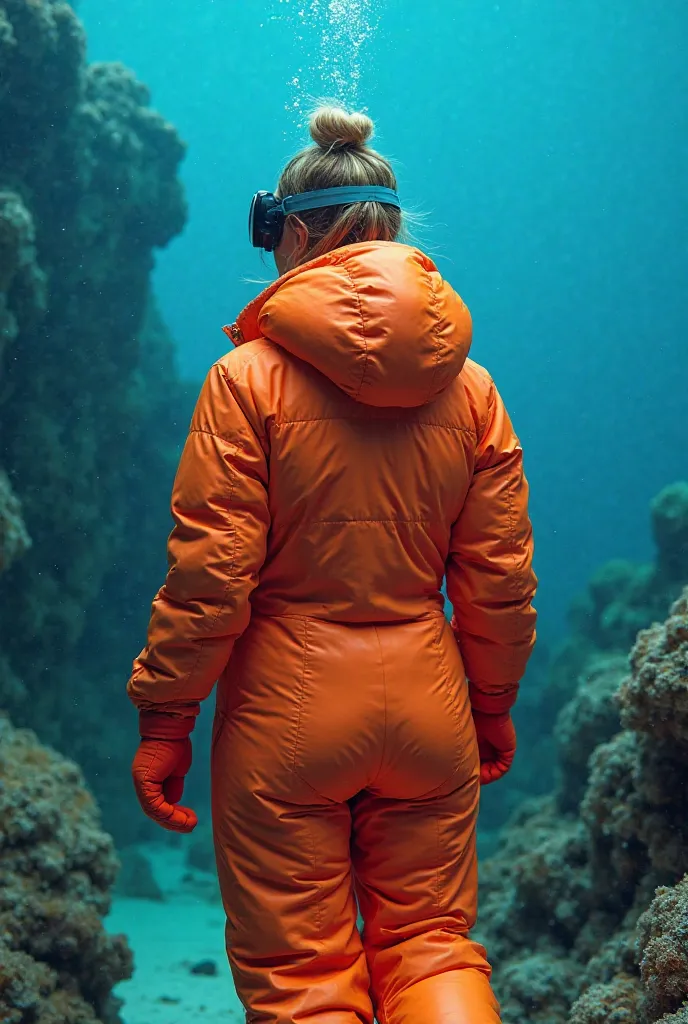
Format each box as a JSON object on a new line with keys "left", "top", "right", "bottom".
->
{"left": 132, "top": 711, "right": 198, "bottom": 833}
{"left": 472, "top": 710, "right": 517, "bottom": 785}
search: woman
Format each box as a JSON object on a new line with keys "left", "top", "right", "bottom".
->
{"left": 129, "top": 106, "right": 537, "bottom": 1024}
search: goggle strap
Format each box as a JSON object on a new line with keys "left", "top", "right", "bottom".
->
{"left": 280, "top": 186, "right": 401, "bottom": 215}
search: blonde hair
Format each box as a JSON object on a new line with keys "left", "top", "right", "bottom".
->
{"left": 277, "top": 105, "right": 406, "bottom": 262}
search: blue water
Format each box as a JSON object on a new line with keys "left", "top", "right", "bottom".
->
{"left": 0, "top": 3, "right": 682, "bottom": 1021}
{"left": 80, "top": 0, "right": 688, "bottom": 639}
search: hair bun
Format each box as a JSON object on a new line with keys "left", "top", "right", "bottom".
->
{"left": 309, "top": 106, "right": 374, "bottom": 151}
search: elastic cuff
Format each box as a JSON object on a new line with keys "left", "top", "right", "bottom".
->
{"left": 468, "top": 682, "right": 518, "bottom": 715}
{"left": 139, "top": 710, "right": 197, "bottom": 741}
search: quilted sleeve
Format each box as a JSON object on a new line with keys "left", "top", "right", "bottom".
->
{"left": 446, "top": 379, "right": 537, "bottom": 714}
{"left": 127, "top": 361, "right": 270, "bottom": 717}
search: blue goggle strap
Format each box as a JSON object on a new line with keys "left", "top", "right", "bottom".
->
{"left": 279, "top": 186, "right": 401, "bottom": 215}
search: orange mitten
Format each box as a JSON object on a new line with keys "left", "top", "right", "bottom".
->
{"left": 132, "top": 712, "right": 198, "bottom": 833}
{"left": 472, "top": 710, "right": 517, "bottom": 785}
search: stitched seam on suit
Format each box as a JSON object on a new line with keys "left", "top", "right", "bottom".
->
{"left": 254, "top": 611, "right": 445, "bottom": 623}
{"left": 273, "top": 417, "right": 476, "bottom": 435}
{"left": 407, "top": 620, "right": 466, "bottom": 804}
{"left": 308, "top": 819, "right": 323, "bottom": 936}
{"left": 186, "top": 427, "right": 269, "bottom": 462}
{"left": 480, "top": 377, "right": 496, "bottom": 439}
{"left": 210, "top": 712, "right": 226, "bottom": 758}
{"left": 435, "top": 811, "right": 443, "bottom": 911}
{"left": 433, "top": 617, "right": 463, "bottom": 778}
{"left": 291, "top": 617, "right": 311, "bottom": 774}
{"left": 312, "top": 518, "right": 431, "bottom": 525}
{"left": 369, "top": 626, "right": 388, "bottom": 789}
{"left": 424, "top": 266, "right": 443, "bottom": 404}
{"left": 221, "top": 359, "right": 270, "bottom": 447}
{"left": 341, "top": 262, "right": 370, "bottom": 401}
{"left": 414, "top": 761, "right": 468, "bottom": 802}
{"left": 429, "top": 619, "right": 459, "bottom": 913}
{"left": 170, "top": 441, "right": 240, "bottom": 694}
{"left": 291, "top": 766, "right": 339, "bottom": 804}
{"left": 222, "top": 348, "right": 269, "bottom": 386}
{"left": 503, "top": 463, "right": 523, "bottom": 680}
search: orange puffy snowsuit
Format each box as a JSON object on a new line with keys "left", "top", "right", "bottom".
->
{"left": 129, "top": 240, "right": 537, "bottom": 1024}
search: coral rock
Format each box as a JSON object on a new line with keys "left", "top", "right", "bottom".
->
{"left": 652, "top": 483, "right": 688, "bottom": 582}
{"left": 0, "top": 0, "right": 191, "bottom": 843}
{"left": 638, "top": 878, "right": 688, "bottom": 1022}
{"left": 115, "top": 845, "right": 164, "bottom": 901}
{"left": 0, "top": 190, "right": 46, "bottom": 354}
{"left": 190, "top": 959, "right": 219, "bottom": 977}
{"left": 657, "top": 1010, "right": 688, "bottom": 1024}
{"left": 581, "top": 731, "right": 648, "bottom": 902}
{"left": 619, "top": 590, "right": 688, "bottom": 744}
{"left": 568, "top": 974, "right": 641, "bottom": 1024}
{"left": 556, "top": 653, "right": 627, "bottom": 811}
{"left": 0, "top": 715, "right": 133, "bottom": 1022}
{"left": 0, "top": 469, "right": 31, "bottom": 573}
{"left": 480, "top": 586, "right": 688, "bottom": 1021}
{"left": 498, "top": 952, "right": 581, "bottom": 1024}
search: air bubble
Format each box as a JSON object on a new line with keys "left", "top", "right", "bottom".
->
{"left": 278, "top": 0, "right": 381, "bottom": 129}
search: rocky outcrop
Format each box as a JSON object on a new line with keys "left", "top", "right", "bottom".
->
{"left": 0, "top": 0, "right": 195, "bottom": 842}
{"left": 477, "top": 587, "right": 688, "bottom": 1023}
{"left": 0, "top": 715, "right": 133, "bottom": 1023}
{"left": 481, "top": 482, "right": 688, "bottom": 836}
{"left": 0, "top": 468, "right": 31, "bottom": 574}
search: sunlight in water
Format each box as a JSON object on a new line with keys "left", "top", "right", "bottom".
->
{"left": 272, "top": 0, "right": 381, "bottom": 123}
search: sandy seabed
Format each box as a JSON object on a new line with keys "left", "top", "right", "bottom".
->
{"left": 106, "top": 845, "right": 244, "bottom": 1023}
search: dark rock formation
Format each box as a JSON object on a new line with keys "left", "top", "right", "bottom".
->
{"left": 556, "top": 653, "right": 627, "bottom": 811}
{"left": 651, "top": 483, "right": 688, "bottom": 584}
{"left": 479, "top": 586, "right": 688, "bottom": 1023}
{"left": 0, "top": 467, "right": 31, "bottom": 573}
{"left": 0, "top": 715, "right": 133, "bottom": 1023}
{"left": 481, "top": 481, "right": 688, "bottom": 833}
{"left": 0, "top": 0, "right": 196, "bottom": 842}
{"left": 619, "top": 588, "right": 688, "bottom": 744}
{"left": 115, "top": 845, "right": 164, "bottom": 902}
{"left": 637, "top": 878, "right": 688, "bottom": 1022}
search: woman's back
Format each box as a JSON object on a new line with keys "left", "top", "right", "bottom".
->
{"left": 127, "top": 105, "right": 538, "bottom": 1024}
{"left": 223, "top": 240, "right": 497, "bottom": 624}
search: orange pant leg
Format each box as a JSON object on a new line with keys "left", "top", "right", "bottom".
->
{"left": 211, "top": 617, "right": 376, "bottom": 1023}
{"left": 347, "top": 617, "right": 502, "bottom": 1024}
{"left": 211, "top": 614, "right": 500, "bottom": 1023}
{"left": 351, "top": 777, "right": 500, "bottom": 1024}
{"left": 212, "top": 780, "right": 373, "bottom": 1023}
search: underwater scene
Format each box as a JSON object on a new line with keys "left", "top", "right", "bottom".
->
{"left": 0, "top": 0, "right": 687, "bottom": 1022}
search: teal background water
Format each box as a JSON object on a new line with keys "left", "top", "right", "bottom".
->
{"left": 81, "top": 0, "right": 688, "bottom": 634}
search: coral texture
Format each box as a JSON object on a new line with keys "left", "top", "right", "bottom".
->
{"left": 556, "top": 653, "right": 627, "bottom": 811}
{"left": 115, "top": 846, "right": 164, "bottom": 901}
{"left": 568, "top": 975, "right": 640, "bottom": 1024}
{"left": 0, "top": 189, "right": 46, "bottom": 356}
{"left": 481, "top": 483, "right": 687, "bottom": 833}
{"left": 478, "top": 583, "right": 688, "bottom": 1024}
{"left": 651, "top": 483, "right": 688, "bottom": 582}
{"left": 657, "top": 1011, "right": 688, "bottom": 1024}
{"left": 497, "top": 953, "right": 581, "bottom": 1023}
{"left": 638, "top": 878, "right": 688, "bottom": 1022}
{"left": 0, "top": 469, "right": 31, "bottom": 574}
{"left": 0, "top": 0, "right": 195, "bottom": 842}
{"left": 0, "top": 715, "right": 132, "bottom": 1023}
{"left": 619, "top": 589, "right": 688, "bottom": 744}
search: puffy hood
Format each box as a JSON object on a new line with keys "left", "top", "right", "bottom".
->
{"left": 230, "top": 241, "right": 472, "bottom": 408}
